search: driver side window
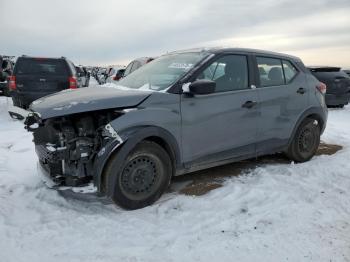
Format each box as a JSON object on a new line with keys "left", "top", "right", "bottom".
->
{"left": 196, "top": 55, "right": 249, "bottom": 93}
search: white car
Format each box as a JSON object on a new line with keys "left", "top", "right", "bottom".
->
{"left": 105, "top": 66, "right": 126, "bottom": 83}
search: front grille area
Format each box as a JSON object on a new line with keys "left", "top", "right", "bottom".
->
{"left": 35, "top": 145, "right": 63, "bottom": 176}
{"left": 35, "top": 145, "right": 64, "bottom": 163}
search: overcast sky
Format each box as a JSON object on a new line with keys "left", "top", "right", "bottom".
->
{"left": 1, "top": 0, "right": 349, "bottom": 67}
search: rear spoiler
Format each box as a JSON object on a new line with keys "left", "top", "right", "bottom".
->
{"left": 308, "top": 67, "right": 341, "bottom": 72}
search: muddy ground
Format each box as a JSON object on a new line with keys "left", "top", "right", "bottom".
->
{"left": 171, "top": 142, "right": 343, "bottom": 196}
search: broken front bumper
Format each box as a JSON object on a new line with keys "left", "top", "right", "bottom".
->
{"left": 37, "top": 161, "right": 98, "bottom": 195}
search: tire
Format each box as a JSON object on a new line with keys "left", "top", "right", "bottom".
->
{"left": 286, "top": 118, "right": 320, "bottom": 162}
{"left": 338, "top": 104, "right": 344, "bottom": 108}
{"left": 12, "top": 96, "right": 20, "bottom": 107}
{"left": 104, "top": 141, "right": 172, "bottom": 210}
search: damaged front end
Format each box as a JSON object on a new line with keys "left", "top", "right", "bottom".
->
{"left": 24, "top": 109, "right": 126, "bottom": 193}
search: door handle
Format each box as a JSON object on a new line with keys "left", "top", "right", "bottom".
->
{"left": 297, "top": 87, "right": 306, "bottom": 94}
{"left": 242, "top": 101, "right": 257, "bottom": 109}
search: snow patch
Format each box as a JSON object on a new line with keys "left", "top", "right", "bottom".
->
{"left": 1, "top": 97, "right": 350, "bottom": 262}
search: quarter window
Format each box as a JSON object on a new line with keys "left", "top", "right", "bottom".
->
{"left": 124, "top": 62, "right": 134, "bottom": 76}
{"left": 197, "top": 55, "right": 249, "bottom": 92}
{"left": 257, "top": 57, "right": 284, "bottom": 87}
{"left": 131, "top": 61, "right": 142, "bottom": 73}
{"left": 282, "top": 60, "right": 298, "bottom": 83}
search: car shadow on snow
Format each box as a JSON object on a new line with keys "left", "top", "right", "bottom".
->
{"left": 170, "top": 142, "right": 343, "bottom": 196}
{"left": 57, "top": 142, "right": 342, "bottom": 206}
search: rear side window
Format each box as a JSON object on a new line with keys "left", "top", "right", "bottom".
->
{"left": 15, "top": 58, "right": 69, "bottom": 76}
{"left": 257, "top": 57, "right": 284, "bottom": 87}
{"left": 131, "top": 61, "right": 142, "bottom": 73}
{"left": 124, "top": 62, "right": 134, "bottom": 76}
{"left": 282, "top": 60, "right": 298, "bottom": 83}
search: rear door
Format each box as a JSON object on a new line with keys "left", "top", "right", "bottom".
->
{"left": 255, "top": 56, "right": 308, "bottom": 154}
{"left": 15, "top": 57, "right": 70, "bottom": 94}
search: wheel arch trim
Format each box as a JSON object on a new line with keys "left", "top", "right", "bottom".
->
{"left": 93, "top": 126, "right": 181, "bottom": 195}
{"left": 287, "top": 106, "right": 327, "bottom": 148}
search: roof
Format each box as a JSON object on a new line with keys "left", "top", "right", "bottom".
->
{"left": 20, "top": 55, "right": 67, "bottom": 60}
{"left": 167, "top": 47, "right": 302, "bottom": 61}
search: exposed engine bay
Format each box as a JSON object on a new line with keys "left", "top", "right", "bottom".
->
{"left": 25, "top": 110, "right": 124, "bottom": 187}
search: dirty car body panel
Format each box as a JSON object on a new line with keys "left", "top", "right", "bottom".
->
{"left": 20, "top": 48, "right": 327, "bottom": 202}
{"left": 31, "top": 87, "right": 153, "bottom": 119}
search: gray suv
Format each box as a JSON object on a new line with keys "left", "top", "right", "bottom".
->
{"left": 18, "top": 48, "right": 328, "bottom": 210}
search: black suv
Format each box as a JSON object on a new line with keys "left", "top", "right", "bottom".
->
{"left": 9, "top": 56, "right": 79, "bottom": 109}
{"left": 308, "top": 66, "right": 350, "bottom": 108}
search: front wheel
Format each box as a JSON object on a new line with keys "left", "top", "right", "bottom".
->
{"left": 104, "top": 141, "right": 172, "bottom": 210}
{"left": 286, "top": 118, "right": 320, "bottom": 162}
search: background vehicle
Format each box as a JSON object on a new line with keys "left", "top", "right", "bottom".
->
{"left": 75, "top": 66, "right": 89, "bottom": 87}
{"left": 0, "top": 55, "right": 15, "bottom": 96}
{"left": 308, "top": 66, "right": 350, "bottom": 108}
{"left": 96, "top": 67, "right": 108, "bottom": 84}
{"left": 9, "top": 56, "right": 79, "bottom": 109}
{"left": 21, "top": 48, "right": 327, "bottom": 210}
{"left": 122, "top": 57, "right": 155, "bottom": 78}
{"left": 105, "top": 65, "right": 126, "bottom": 83}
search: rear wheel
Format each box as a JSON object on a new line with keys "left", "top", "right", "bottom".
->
{"left": 286, "top": 118, "right": 320, "bottom": 162}
{"left": 104, "top": 141, "right": 172, "bottom": 210}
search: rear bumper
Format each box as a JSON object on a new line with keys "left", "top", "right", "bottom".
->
{"left": 325, "top": 93, "right": 350, "bottom": 106}
{"left": 11, "top": 91, "right": 54, "bottom": 109}
{"left": 0, "top": 82, "right": 7, "bottom": 95}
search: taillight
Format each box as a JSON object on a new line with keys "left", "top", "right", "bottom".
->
{"left": 8, "top": 76, "right": 16, "bottom": 90}
{"left": 69, "top": 76, "right": 77, "bottom": 89}
{"left": 316, "top": 82, "right": 327, "bottom": 94}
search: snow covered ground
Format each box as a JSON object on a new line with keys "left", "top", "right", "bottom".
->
{"left": 1, "top": 93, "right": 350, "bottom": 262}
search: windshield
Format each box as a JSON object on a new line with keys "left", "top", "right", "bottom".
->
{"left": 118, "top": 52, "right": 210, "bottom": 91}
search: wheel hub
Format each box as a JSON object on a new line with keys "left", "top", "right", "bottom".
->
{"left": 299, "top": 128, "right": 314, "bottom": 153}
{"left": 121, "top": 156, "right": 157, "bottom": 194}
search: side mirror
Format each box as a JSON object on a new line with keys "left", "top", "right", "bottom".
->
{"left": 188, "top": 80, "right": 216, "bottom": 95}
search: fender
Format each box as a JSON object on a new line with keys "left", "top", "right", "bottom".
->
{"left": 287, "top": 106, "right": 328, "bottom": 148}
{"left": 92, "top": 126, "right": 182, "bottom": 194}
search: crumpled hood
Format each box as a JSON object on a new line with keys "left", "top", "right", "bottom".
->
{"left": 29, "top": 86, "right": 152, "bottom": 119}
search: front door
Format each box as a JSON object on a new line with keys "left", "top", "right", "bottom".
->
{"left": 180, "top": 54, "right": 259, "bottom": 167}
